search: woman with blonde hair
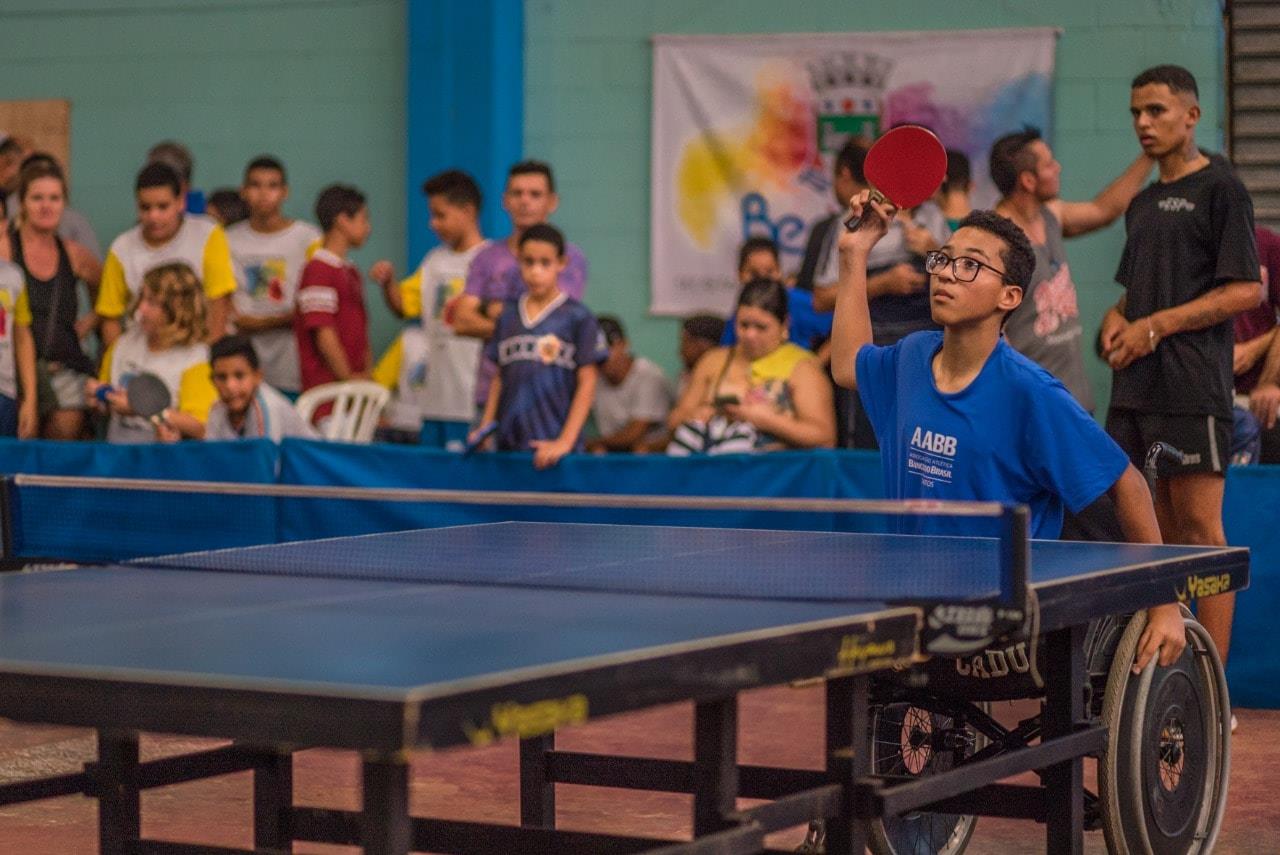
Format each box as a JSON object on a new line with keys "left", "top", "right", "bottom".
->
{"left": 0, "top": 156, "right": 101, "bottom": 438}
{"left": 86, "top": 262, "right": 217, "bottom": 443}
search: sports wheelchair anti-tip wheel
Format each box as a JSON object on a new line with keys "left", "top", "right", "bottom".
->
{"left": 1099, "top": 609, "right": 1232, "bottom": 854}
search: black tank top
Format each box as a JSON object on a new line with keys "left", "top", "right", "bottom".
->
{"left": 9, "top": 227, "right": 92, "bottom": 374}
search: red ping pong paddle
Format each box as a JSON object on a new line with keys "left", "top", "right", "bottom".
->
{"left": 843, "top": 125, "right": 948, "bottom": 231}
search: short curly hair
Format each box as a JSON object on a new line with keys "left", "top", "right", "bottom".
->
{"left": 953, "top": 210, "right": 1035, "bottom": 290}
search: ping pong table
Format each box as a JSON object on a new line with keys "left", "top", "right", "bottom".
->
{"left": 0, "top": 520, "right": 1249, "bottom": 855}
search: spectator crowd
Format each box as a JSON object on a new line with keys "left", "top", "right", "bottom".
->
{"left": 0, "top": 70, "right": 1276, "bottom": 473}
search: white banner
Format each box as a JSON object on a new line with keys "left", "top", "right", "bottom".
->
{"left": 650, "top": 28, "right": 1057, "bottom": 316}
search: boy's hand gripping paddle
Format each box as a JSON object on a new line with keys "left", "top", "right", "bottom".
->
{"left": 844, "top": 125, "right": 948, "bottom": 231}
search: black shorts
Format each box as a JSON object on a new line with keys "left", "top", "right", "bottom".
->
{"left": 1105, "top": 408, "right": 1231, "bottom": 477}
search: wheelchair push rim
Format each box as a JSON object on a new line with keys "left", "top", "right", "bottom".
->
{"left": 1099, "top": 610, "right": 1232, "bottom": 855}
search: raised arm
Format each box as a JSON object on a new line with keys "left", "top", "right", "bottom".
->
{"left": 830, "top": 193, "right": 895, "bottom": 390}
{"left": 1049, "top": 154, "right": 1154, "bottom": 238}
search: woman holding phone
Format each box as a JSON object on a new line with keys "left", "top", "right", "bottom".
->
{"left": 667, "top": 278, "right": 835, "bottom": 454}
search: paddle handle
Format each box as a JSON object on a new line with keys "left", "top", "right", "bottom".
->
{"left": 842, "top": 189, "right": 890, "bottom": 232}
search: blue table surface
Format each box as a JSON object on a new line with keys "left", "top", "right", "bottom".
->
{"left": 0, "top": 523, "right": 1242, "bottom": 698}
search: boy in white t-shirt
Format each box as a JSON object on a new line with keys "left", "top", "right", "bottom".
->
{"left": 225, "top": 156, "right": 322, "bottom": 396}
{"left": 372, "top": 169, "right": 488, "bottom": 447}
{"left": 204, "top": 334, "right": 315, "bottom": 442}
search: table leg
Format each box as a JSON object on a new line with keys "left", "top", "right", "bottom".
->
{"left": 361, "top": 751, "right": 411, "bottom": 855}
{"left": 1043, "top": 624, "right": 1085, "bottom": 855}
{"left": 519, "top": 733, "right": 555, "bottom": 828}
{"left": 824, "top": 675, "right": 870, "bottom": 855}
{"left": 254, "top": 747, "right": 294, "bottom": 850}
{"left": 96, "top": 729, "right": 140, "bottom": 855}
{"left": 692, "top": 696, "right": 738, "bottom": 836}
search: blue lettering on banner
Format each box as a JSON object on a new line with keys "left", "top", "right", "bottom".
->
{"left": 740, "top": 193, "right": 807, "bottom": 258}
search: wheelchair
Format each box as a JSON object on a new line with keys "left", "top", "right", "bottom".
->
{"left": 802, "top": 608, "right": 1232, "bottom": 855}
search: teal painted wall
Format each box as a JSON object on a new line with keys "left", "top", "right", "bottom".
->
{"left": 0, "top": 0, "right": 407, "bottom": 350}
{"left": 523, "top": 0, "right": 1226, "bottom": 411}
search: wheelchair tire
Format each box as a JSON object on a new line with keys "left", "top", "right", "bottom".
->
{"left": 1098, "top": 611, "right": 1232, "bottom": 854}
{"left": 865, "top": 700, "right": 986, "bottom": 855}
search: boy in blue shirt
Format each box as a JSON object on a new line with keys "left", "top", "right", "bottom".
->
{"left": 476, "top": 224, "right": 607, "bottom": 470}
{"left": 830, "top": 195, "right": 1185, "bottom": 672}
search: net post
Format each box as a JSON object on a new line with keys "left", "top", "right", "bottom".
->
{"left": 1000, "top": 504, "right": 1031, "bottom": 621}
{"left": 0, "top": 476, "right": 17, "bottom": 562}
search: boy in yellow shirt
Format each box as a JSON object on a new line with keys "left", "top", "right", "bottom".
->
{"left": 96, "top": 162, "right": 235, "bottom": 346}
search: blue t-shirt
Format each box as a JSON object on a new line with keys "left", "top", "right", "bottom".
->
{"left": 855, "top": 331, "right": 1128, "bottom": 538}
{"left": 722, "top": 287, "right": 833, "bottom": 352}
{"left": 485, "top": 294, "right": 608, "bottom": 451}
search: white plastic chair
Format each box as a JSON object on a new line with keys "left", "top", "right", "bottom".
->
{"left": 294, "top": 381, "right": 391, "bottom": 443}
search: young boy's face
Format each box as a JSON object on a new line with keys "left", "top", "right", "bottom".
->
{"left": 738, "top": 249, "right": 781, "bottom": 284}
{"left": 137, "top": 185, "right": 184, "bottom": 245}
{"left": 929, "top": 227, "right": 1022, "bottom": 328}
{"left": 242, "top": 168, "right": 288, "bottom": 220}
{"left": 518, "top": 239, "right": 566, "bottom": 300}
{"left": 335, "top": 205, "right": 372, "bottom": 248}
{"left": 428, "top": 195, "right": 476, "bottom": 249}
{"left": 504, "top": 173, "right": 557, "bottom": 230}
{"left": 210, "top": 354, "right": 262, "bottom": 416}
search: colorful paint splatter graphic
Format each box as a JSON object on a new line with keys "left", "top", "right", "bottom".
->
{"left": 674, "top": 71, "right": 1051, "bottom": 249}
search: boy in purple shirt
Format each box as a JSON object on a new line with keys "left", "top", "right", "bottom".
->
{"left": 453, "top": 160, "right": 589, "bottom": 409}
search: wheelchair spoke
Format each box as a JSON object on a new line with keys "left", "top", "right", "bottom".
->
{"left": 1158, "top": 717, "right": 1186, "bottom": 792}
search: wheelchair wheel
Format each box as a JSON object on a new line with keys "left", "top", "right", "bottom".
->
{"left": 1098, "top": 610, "right": 1232, "bottom": 854}
{"left": 866, "top": 700, "right": 987, "bottom": 855}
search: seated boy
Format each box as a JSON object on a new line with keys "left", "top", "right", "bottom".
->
{"left": 830, "top": 196, "right": 1185, "bottom": 672}
{"left": 586, "top": 316, "right": 672, "bottom": 453}
{"left": 204, "top": 334, "right": 315, "bottom": 441}
{"left": 474, "top": 224, "right": 607, "bottom": 469}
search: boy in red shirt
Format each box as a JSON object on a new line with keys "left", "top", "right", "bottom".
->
{"left": 295, "top": 184, "right": 387, "bottom": 390}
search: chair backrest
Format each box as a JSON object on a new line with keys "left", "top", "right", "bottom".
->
{"left": 294, "top": 381, "right": 391, "bottom": 443}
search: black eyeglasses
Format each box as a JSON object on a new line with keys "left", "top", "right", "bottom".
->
{"left": 924, "top": 250, "right": 1009, "bottom": 283}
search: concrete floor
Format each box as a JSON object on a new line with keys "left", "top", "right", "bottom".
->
{"left": 0, "top": 685, "right": 1277, "bottom": 853}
